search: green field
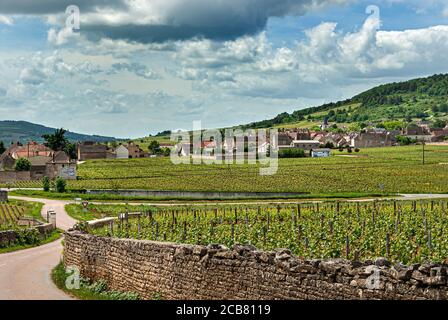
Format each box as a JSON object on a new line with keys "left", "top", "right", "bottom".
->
{"left": 3, "top": 145, "right": 448, "bottom": 194}
{"left": 83, "top": 199, "right": 448, "bottom": 265}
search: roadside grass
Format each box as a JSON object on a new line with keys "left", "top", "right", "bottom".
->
{"left": 0, "top": 229, "right": 62, "bottom": 254}
{"left": 52, "top": 262, "right": 139, "bottom": 300}
{"left": 11, "top": 189, "right": 394, "bottom": 202}
{"left": 64, "top": 203, "right": 141, "bottom": 221}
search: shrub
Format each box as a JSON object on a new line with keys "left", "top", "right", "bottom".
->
{"left": 355, "top": 148, "right": 360, "bottom": 153}
{"left": 16, "top": 228, "right": 41, "bottom": 246}
{"left": 55, "top": 177, "right": 67, "bottom": 193}
{"left": 14, "top": 158, "right": 31, "bottom": 171}
{"left": 42, "top": 176, "right": 51, "bottom": 192}
{"left": 278, "top": 148, "right": 306, "bottom": 158}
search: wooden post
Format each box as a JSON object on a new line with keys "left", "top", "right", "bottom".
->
{"left": 182, "top": 221, "right": 187, "bottom": 241}
{"left": 263, "top": 225, "right": 267, "bottom": 246}
{"left": 356, "top": 202, "right": 360, "bottom": 219}
{"left": 345, "top": 235, "right": 350, "bottom": 259}
{"left": 231, "top": 222, "right": 235, "bottom": 243}
{"left": 210, "top": 221, "right": 215, "bottom": 239}
{"left": 386, "top": 233, "right": 390, "bottom": 258}
{"left": 297, "top": 204, "right": 301, "bottom": 219}
{"left": 267, "top": 211, "right": 270, "bottom": 230}
{"left": 137, "top": 215, "right": 141, "bottom": 236}
{"left": 291, "top": 209, "right": 296, "bottom": 228}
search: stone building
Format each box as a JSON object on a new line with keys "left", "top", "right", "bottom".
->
{"left": 77, "top": 141, "right": 113, "bottom": 161}
{"left": 115, "top": 142, "right": 147, "bottom": 159}
{"left": 351, "top": 131, "right": 395, "bottom": 148}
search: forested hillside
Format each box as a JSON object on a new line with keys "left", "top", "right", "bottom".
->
{"left": 240, "top": 74, "right": 448, "bottom": 130}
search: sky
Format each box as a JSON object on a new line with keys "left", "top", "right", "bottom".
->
{"left": 0, "top": 0, "right": 447, "bottom": 138}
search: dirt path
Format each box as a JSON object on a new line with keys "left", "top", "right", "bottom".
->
{"left": 0, "top": 197, "right": 77, "bottom": 300}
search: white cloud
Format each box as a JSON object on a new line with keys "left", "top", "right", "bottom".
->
{"left": 443, "top": 6, "right": 448, "bottom": 17}
{"left": 0, "top": 15, "right": 13, "bottom": 25}
{"left": 47, "top": 27, "right": 80, "bottom": 46}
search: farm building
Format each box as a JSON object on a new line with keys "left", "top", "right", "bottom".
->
{"left": 0, "top": 143, "right": 77, "bottom": 182}
{"left": 77, "top": 141, "right": 114, "bottom": 161}
{"left": 291, "top": 140, "right": 321, "bottom": 151}
{"left": 116, "top": 142, "right": 147, "bottom": 159}
{"left": 350, "top": 131, "right": 396, "bottom": 148}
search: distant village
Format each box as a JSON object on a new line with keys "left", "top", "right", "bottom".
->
{"left": 0, "top": 141, "right": 157, "bottom": 183}
{"left": 0, "top": 119, "right": 447, "bottom": 183}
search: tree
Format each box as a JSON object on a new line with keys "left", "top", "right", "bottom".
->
{"left": 148, "top": 141, "right": 161, "bottom": 155}
{"left": 42, "top": 128, "right": 69, "bottom": 151}
{"left": 42, "top": 176, "right": 51, "bottom": 192}
{"left": 15, "top": 158, "right": 31, "bottom": 171}
{"left": 0, "top": 141, "right": 5, "bottom": 155}
{"left": 42, "top": 128, "right": 77, "bottom": 159}
{"left": 162, "top": 148, "right": 171, "bottom": 157}
{"left": 278, "top": 148, "right": 305, "bottom": 158}
{"left": 55, "top": 177, "right": 66, "bottom": 193}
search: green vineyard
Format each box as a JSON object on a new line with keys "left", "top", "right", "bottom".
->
{"left": 87, "top": 200, "right": 448, "bottom": 265}
{"left": 0, "top": 204, "right": 26, "bottom": 229}
{"left": 3, "top": 146, "right": 448, "bottom": 194}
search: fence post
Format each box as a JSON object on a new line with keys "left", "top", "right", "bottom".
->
{"left": 345, "top": 235, "right": 350, "bottom": 260}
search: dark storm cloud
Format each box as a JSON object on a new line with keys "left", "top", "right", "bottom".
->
{"left": 0, "top": 0, "right": 348, "bottom": 42}
{"left": 0, "top": 0, "right": 127, "bottom": 14}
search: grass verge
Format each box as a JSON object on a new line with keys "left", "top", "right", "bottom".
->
{"left": 0, "top": 229, "right": 62, "bottom": 254}
{"left": 52, "top": 262, "right": 140, "bottom": 300}
{"left": 10, "top": 189, "right": 395, "bottom": 202}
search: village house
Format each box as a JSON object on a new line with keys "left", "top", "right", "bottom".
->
{"left": 401, "top": 125, "right": 432, "bottom": 142}
{"left": 428, "top": 125, "right": 448, "bottom": 142}
{"left": 351, "top": 131, "right": 396, "bottom": 148}
{"left": 77, "top": 141, "right": 114, "bottom": 161}
{"left": 116, "top": 142, "right": 147, "bottom": 159}
{"left": 0, "top": 142, "right": 77, "bottom": 182}
{"left": 277, "top": 133, "right": 293, "bottom": 146}
{"left": 286, "top": 129, "right": 311, "bottom": 141}
{"left": 290, "top": 140, "right": 321, "bottom": 151}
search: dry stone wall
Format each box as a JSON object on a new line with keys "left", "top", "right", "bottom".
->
{"left": 64, "top": 230, "right": 448, "bottom": 300}
{"left": 0, "top": 222, "right": 55, "bottom": 247}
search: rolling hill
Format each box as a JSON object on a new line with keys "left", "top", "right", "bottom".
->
{"left": 0, "top": 121, "right": 119, "bottom": 145}
{"left": 238, "top": 74, "right": 448, "bottom": 130}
